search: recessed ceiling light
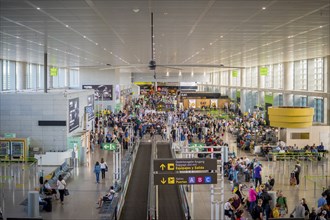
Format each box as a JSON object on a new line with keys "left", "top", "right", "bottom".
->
{"left": 202, "top": 48, "right": 205, "bottom": 50}
{"left": 65, "top": 25, "right": 69, "bottom": 28}
{"left": 179, "top": 71, "right": 182, "bottom": 76}
{"left": 209, "top": 42, "right": 213, "bottom": 45}
{"left": 319, "top": 25, "right": 323, "bottom": 28}
{"left": 83, "top": 36, "right": 86, "bottom": 38}
{"left": 220, "top": 36, "right": 223, "bottom": 38}
{"left": 133, "top": 8, "right": 140, "bottom": 13}
{"left": 164, "top": 12, "right": 168, "bottom": 15}
{"left": 36, "top": 7, "right": 40, "bottom": 10}
{"left": 262, "top": 7, "right": 266, "bottom": 10}
{"left": 16, "top": 36, "right": 19, "bottom": 39}
{"left": 104, "top": 48, "right": 107, "bottom": 50}
{"left": 95, "top": 43, "right": 98, "bottom": 45}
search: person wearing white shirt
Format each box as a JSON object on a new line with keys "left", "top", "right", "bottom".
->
{"left": 100, "top": 158, "right": 108, "bottom": 180}
{"left": 56, "top": 175, "right": 66, "bottom": 205}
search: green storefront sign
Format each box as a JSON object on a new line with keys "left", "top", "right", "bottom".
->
{"left": 189, "top": 143, "right": 205, "bottom": 151}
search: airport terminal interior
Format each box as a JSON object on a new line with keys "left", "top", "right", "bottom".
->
{"left": 0, "top": 1, "right": 330, "bottom": 220}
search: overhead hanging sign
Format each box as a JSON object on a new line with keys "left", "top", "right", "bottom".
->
{"left": 260, "top": 67, "right": 268, "bottom": 76}
{"left": 154, "top": 158, "right": 217, "bottom": 172}
{"left": 102, "top": 143, "right": 117, "bottom": 151}
{"left": 232, "top": 70, "right": 238, "bottom": 77}
{"left": 154, "top": 173, "right": 217, "bottom": 185}
{"left": 50, "top": 67, "right": 58, "bottom": 76}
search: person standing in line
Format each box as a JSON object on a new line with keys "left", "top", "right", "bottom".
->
{"left": 248, "top": 184, "right": 257, "bottom": 214}
{"left": 56, "top": 175, "right": 66, "bottom": 205}
{"left": 294, "top": 160, "right": 301, "bottom": 187}
{"left": 254, "top": 163, "right": 262, "bottom": 188}
{"left": 94, "top": 161, "right": 101, "bottom": 184}
{"left": 100, "top": 158, "right": 108, "bottom": 180}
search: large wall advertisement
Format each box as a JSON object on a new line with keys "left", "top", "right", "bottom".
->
{"left": 69, "top": 98, "right": 79, "bottom": 132}
{"left": 86, "top": 95, "right": 94, "bottom": 121}
{"left": 82, "top": 85, "right": 113, "bottom": 101}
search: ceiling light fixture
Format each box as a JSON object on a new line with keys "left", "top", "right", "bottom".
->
{"left": 179, "top": 71, "right": 182, "bottom": 76}
{"left": 83, "top": 36, "right": 86, "bottom": 38}
{"left": 133, "top": 8, "right": 140, "bottom": 13}
{"left": 262, "top": 7, "right": 266, "bottom": 10}
{"left": 319, "top": 25, "right": 323, "bottom": 28}
{"left": 220, "top": 35, "right": 223, "bottom": 38}
{"left": 36, "top": 7, "right": 40, "bottom": 10}
{"left": 65, "top": 25, "right": 69, "bottom": 28}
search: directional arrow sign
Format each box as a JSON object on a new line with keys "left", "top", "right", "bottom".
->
{"left": 160, "top": 177, "right": 166, "bottom": 184}
{"left": 154, "top": 173, "right": 217, "bottom": 185}
{"left": 160, "top": 164, "right": 166, "bottom": 171}
{"left": 154, "top": 158, "right": 217, "bottom": 172}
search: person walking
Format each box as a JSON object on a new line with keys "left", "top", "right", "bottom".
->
{"left": 254, "top": 163, "right": 262, "bottom": 188}
{"left": 293, "top": 160, "right": 301, "bottom": 187}
{"left": 100, "top": 158, "right": 108, "bottom": 180}
{"left": 94, "top": 161, "right": 101, "bottom": 184}
{"left": 276, "top": 190, "right": 288, "bottom": 217}
{"left": 248, "top": 185, "right": 257, "bottom": 214}
{"left": 290, "top": 199, "right": 305, "bottom": 218}
{"left": 56, "top": 175, "right": 66, "bottom": 205}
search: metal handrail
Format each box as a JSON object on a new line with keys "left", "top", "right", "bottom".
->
{"left": 147, "top": 138, "right": 156, "bottom": 220}
{"left": 171, "top": 143, "right": 191, "bottom": 220}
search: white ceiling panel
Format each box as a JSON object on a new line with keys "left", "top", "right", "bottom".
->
{"left": 0, "top": 0, "right": 328, "bottom": 74}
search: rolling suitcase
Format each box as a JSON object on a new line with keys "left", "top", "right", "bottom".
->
{"left": 290, "top": 172, "right": 296, "bottom": 185}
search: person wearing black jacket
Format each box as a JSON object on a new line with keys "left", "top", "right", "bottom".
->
{"left": 259, "top": 189, "right": 272, "bottom": 220}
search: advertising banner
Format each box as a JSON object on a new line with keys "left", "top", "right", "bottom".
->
{"left": 69, "top": 98, "right": 79, "bottom": 132}
{"left": 210, "top": 99, "right": 218, "bottom": 108}
{"left": 188, "top": 99, "right": 196, "bottom": 108}
{"left": 82, "top": 85, "right": 113, "bottom": 101}
{"left": 86, "top": 95, "right": 94, "bottom": 121}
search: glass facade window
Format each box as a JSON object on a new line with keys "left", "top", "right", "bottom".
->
{"left": 220, "top": 71, "right": 228, "bottom": 86}
{"left": 69, "top": 69, "right": 79, "bottom": 88}
{"left": 245, "top": 68, "right": 252, "bottom": 87}
{"left": 313, "top": 58, "right": 323, "bottom": 91}
{"left": 294, "top": 60, "right": 307, "bottom": 90}
{"left": 2, "top": 60, "right": 10, "bottom": 90}
{"left": 231, "top": 70, "right": 240, "bottom": 87}
{"left": 273, "top": 63, "right": 283, "bottom": 89}
{"left": 264, "top": 65, "right": 273, "bottom": 88}
{"left": 314, "top": 98, "right": 324, "bottom": 123}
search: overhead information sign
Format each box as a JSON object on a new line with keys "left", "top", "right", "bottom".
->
{"left": 102, "top": 143, "right": 116, "bottom": 151}
{"left": 154, "top": 173, "right": 217, "bottom": 185}
{"left": 154, "top": 158, "right": 217, "bottom": 172}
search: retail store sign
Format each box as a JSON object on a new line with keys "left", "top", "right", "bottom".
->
{"left": 154, "top": 158, "right": 217, "bottom": 171}
{"left": 154, "top": 173, "right": 217, "bottom": 185}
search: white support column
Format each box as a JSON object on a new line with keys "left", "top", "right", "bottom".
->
{"left": 283, "top": 62, "right": 294, "bottom": 106}
{"left": 240, "top": 68, "right": 246, "bottom": 113}
{"left": 16, "top": 61, "right": 27, "bottom": 90}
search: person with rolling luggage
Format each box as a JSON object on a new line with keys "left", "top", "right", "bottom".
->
{"left": 290, "top": 171, "right": 297, "bottom": 186}
{"left": 293, "top": 161, "right": 301, "bottom": 187}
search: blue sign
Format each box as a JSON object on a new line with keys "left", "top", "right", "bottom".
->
{"left": 188, "top": 177, "right": 196, "bottom": 184}
{"left": 205, "top": 176, "right": 212, "bottom": 184}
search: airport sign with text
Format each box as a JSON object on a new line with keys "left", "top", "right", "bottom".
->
{"left": 154, "top": 158, "right": 217, "bottom": 172}
{"left": 154, "top": 173, "right": 217, "bottom": 185}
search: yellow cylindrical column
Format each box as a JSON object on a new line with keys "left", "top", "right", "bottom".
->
{"left": 268, "top": 107, "right": 314, "bottom": 128}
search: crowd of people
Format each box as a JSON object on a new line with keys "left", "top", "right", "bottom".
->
{"left": 86, "top": 92, "right": 329, "bottom": 219}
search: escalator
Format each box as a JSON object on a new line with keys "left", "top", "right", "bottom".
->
{"left": 120, "top": 142, "right": 152, "bottom": 220}
{"left": 157, "top": 143, "right": 186, "bottom": 220}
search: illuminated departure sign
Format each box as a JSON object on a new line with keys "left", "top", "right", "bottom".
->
{"left": 154, "top": 158, "right": 217, "bottom": 172}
